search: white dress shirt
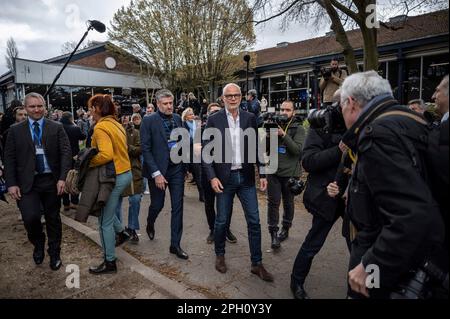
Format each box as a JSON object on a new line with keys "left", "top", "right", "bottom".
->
{"left": 225, "top": 108, "right": 242, "bottom": 170}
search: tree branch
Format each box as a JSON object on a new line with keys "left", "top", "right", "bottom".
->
{"left": 328, "top": 0, "right": 360, "bottom": 23}
{"left": 253, "top": 0, "right": 314, "bottom": 25}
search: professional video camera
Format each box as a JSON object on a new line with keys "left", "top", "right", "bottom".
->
{"left": 307, "top": 102, "right": 346, "bottom": 134}
{"left": 113, "top": 95, "right": 140, "bottom": 117}
{"left": 259, "top": 112, "right": 302, "bottom": 132}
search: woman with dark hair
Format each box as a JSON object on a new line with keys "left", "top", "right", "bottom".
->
{"left": 87, "top": 94, "right": 132, "bottom": 274}
{"left": 60, "top": 111, "right": 86, "bottom": 211}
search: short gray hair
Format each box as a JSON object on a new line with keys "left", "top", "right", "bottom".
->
{"left": 248, "top": 89, "right": 257, "bottom": 98}
{"left": 24, "top": 92, "right": 46, "bottom": 107}
{"left": 222, "top": 83, "right": 241, "bottom": 95}
{"left": 155, "top": 89, "right": 174, "bottom": 102}
{"left": 408, "top": 99, "right": 426, "bottom": 111}
{"left": 340, "top": 71, "right": 392, "bottom": 108}
{"left": 441, "top": 75, "right": 449, "bottom": 96}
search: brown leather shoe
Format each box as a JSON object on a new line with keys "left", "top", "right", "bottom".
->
{"left": 251, "top": 264, "right": 274, "bottom": 282}
{"left": 215, "top": 256, "right": 227, "bottom": 273}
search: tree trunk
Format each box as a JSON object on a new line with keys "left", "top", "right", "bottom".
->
{"left": 361, "top": 27, "right": 378, "bottom": 71}
{"left": 321, "top": 0, "right": 358, "bottom": 74}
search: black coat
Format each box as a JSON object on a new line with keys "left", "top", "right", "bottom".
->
{"left": 4, "top": 119, "right": 72, "bottom": 194}
{"left": 343, "top": 95, "right": 445, "bottom": 294}
{"left": 302, "top": 127, "right": 344, "bottom": 221}
{"left": 202, "top": 109, "right": 265, "bottom": 187}
{"left": 62, "top": 122, "right": 86, "bottom": 157}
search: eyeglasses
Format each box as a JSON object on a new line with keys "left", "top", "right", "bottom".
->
{"left": 223, "top": 94, "right": 242, "bottom": 100}
{"left": 280, "top": 108, "right": 293, "bottom": 111}
{"left": 27, "top": 105, "right": 44, "bottom": 109}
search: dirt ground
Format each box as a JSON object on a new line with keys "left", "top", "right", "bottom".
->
{"left": 0, "top": 200, "right": 170, "bottom": 299}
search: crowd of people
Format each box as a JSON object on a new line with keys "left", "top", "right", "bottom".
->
{"left": 0, "top": 67, "right": 448, "bottom": 299}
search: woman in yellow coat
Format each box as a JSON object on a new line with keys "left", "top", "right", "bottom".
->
{"left": 87, "top": 94, "right": 132, "bottom": 274}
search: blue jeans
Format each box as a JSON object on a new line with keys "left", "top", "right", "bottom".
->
{"left": 115, "top": 194, "right": 142, "bottom": 230}
{"left": 98, "top": 171, "right": 132, "bottom": 261}
{"left": 147, "top": 164, "right": 185, "bottom": 248}
{"left": 215, "top": 170, "right": 262, "bottom": 265}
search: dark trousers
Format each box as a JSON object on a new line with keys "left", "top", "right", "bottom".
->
{"left": 189, "top": 163, "right": 204, "bottom": 199}
{"left": 147, "top": 164, "right": 184, "bottom": 248}
{"left": 62, "top": 193, "right": 79, "bottom": 206}
{"left": 215, "top": 171, "right": 262, "bottom": 265}
{"left": 291, "top": 212, "right": 339, "bottom": 286}
{"left": 17, "top": 174, "right": 62, "bottom": 257}
{"left": 267, "top": 174, "right": 294, "bottom": 232}
{"left": 202, "top": 175, "right": 232, "bottom": 232}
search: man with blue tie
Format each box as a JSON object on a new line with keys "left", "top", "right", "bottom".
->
{"left": 4, "top": 92, "right": 72, "bottom": 271}
{"left": 140, "top": 89, "right": 188, "bottom": 260}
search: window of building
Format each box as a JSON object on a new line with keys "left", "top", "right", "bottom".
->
{"left": 270, "top": 75, "right": 287, "bottom": 92}
{"left": 422, "top": 54, "right": 449, "bottom": 102}
{"left": 403, "top": 57, "right": 421, "bottom": 102}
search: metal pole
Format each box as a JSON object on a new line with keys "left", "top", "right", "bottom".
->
{"left": 43, "top": 27, "right": 93, "bottom": 99}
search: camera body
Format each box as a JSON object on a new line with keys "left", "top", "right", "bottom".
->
{"left": 390, "top": 260, "right": 449, "bottom": 299}
{"left": 259, "top": 112, "right": 302, "bottom": 132}
{"left": 307, "top": 102, "right": 346, "bottom": 134}
{"left": 320, "top": 67, "right": 333, "bottom": 80}
{"left": 287, "top": 177, "right": 305, "bottom": 196}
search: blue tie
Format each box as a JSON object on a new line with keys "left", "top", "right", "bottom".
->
{"left": 33, "top": 122, "right": 45, "bottom": 174}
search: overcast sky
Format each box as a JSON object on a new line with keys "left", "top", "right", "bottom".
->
{"left": 0, "top": 0, "right": 444, "bottom": 75}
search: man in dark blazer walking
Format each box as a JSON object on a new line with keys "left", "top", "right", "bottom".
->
{"left": 140, "top": 89, "right": 188, "bottom": 260}
{"left": 4, "top": 92, "right": 72, "bottom": 270}
{"left": 202, "top": 83, "right": 273, "bottom": 282}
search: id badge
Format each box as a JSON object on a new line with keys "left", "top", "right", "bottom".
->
{"left": 168, "top": 140, "right": 177, "bottom": 150}
{"left": 278, "top": 146, "right": 287, "bottom": 154}
{"left": 36, "top": 147, "right": 45, "bottom": 155}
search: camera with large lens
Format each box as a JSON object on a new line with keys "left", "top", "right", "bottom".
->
{"left": 307, "top": 102, "right": 346, "bottom": 134}
{"left": 287, "top": 177, "right": 305, "bottom": 196}
{"left": 390, "top": 260, "right": 449, "bottom": 299}
{"left": 259, "top": 112, "right": 289, "bottom": 131}
{"left": 320, "top": 67, "right": 332, "bottom": 80}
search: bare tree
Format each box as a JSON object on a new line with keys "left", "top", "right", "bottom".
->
{"left": 109, "top": 0, "right": 255, "bottom": 100}
{"left": 60, "top": 40, "right": 96, "bottom": 54}
{"left": 5, "top": 37, "right": 19, "bottom": 72}
{"left": 251, "top": 0, "right": 448, "bottom": 72}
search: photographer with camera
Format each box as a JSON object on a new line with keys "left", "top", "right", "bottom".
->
{"left": 265, "top": 100, "right": 305, "bottom": 250}
{"left": 340, "top": 71, "right": 445, "bottom": 299}
{"left": 319, "top": 58, "right": 347, "bottom": 106}
{"left": 290, "top": 90, "right": 347, "bottom": 299}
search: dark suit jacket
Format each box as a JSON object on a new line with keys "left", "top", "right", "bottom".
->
{"left": 4, "top": 118, "right": 72, "bottom": 194}
{"left": 62, "top": 123, "right": 86, "bottom": 157}
{"left": 202, "top": 109, "right": 264, "bottom": 187}
{"left": 140, "top": 112, "right": 183, "bottom": 178}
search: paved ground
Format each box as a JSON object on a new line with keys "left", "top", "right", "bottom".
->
{"left": 0, "top": 180, "right": 349, "bottom": 299}
{"left": 65, "top": 181, "right": 350, "bottom": 299}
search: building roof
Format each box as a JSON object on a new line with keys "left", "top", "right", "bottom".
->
{"left": 255, "top": 9, "right": 449, "bottom": 67}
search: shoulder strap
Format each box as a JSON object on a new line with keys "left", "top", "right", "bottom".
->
{"left": 374, "top": 110, "right": 427, "bottom": 125}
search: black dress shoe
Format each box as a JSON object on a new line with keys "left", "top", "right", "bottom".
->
{"left": 278, "top": 227, "right": 289, "bottom": 242}
{"left": 169, "top": 246, "right": 189, "bottom": 260}
{"left": 50, "top": 256, "right": 62, "bottom": 271}
{"left": 226, "top": 230, "right": 237, "bottom": 243}
{"left": 33, "top": 246, "right": 45, "bottom": 265}
{"left": 89, "top": 259, "right": 117, "bottom": 275}
{"left": 146, "top": 223, "right": 155, "bottom": 240}
{"left": 115, "top": 229, "right": 131, "bottom": 247}
{"left": 291, "top": 282, "right": 310, "bottom": 299}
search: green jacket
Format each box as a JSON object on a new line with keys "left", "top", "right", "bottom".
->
{"left": 122, "top": 123, "right": 143, "bottom": 197}
{"left": 275, "top": 119, "right": 305, "bottom": 177}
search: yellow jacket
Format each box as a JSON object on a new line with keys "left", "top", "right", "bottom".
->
{"left": 90, "top": 116, "right": 131, "bottom": 174}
